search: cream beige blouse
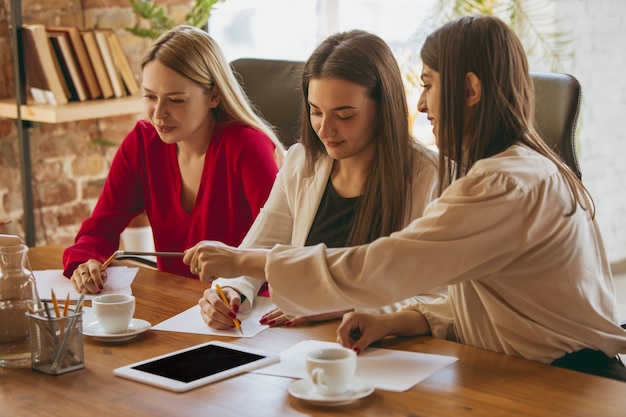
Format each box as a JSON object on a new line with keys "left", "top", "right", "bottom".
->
{"left": 266, "top": 144, "right": 626, "bottom": 364}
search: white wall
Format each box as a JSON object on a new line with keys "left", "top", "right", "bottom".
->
{"left": 554, "top": 0, "right": 626, "bottom": 264}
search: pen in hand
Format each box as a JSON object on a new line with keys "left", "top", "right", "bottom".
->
{"left": 214, "top": 284, "right": 244, "bottom": 335}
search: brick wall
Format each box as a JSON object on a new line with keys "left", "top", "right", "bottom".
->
{"left": 0, "top": 0, "right": 191, "bottom": 245}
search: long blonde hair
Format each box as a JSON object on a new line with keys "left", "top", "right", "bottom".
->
{"left": 141, "top": 25, "right": 284, "bottom": 157}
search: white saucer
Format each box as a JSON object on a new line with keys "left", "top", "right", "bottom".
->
{"left": 82, "top": 318, "right": 151, "bottom": 342}
{"left": 288, "top": 377, "right": 375, "bottom": 406}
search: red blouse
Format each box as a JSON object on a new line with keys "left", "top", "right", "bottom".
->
{"left": 63, "top": 119, "right": 279, "bottom": 278}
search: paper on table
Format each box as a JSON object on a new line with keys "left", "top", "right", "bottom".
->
{"left": 151, "top": 296, "right": 276, "bottom": 338}
{"left": 254, "top": 339, "right": 458, "bottom": 392}
{"left": 33, "top": 267, "right": 137, "bottom": 300}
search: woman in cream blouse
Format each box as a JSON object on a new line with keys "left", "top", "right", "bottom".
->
{"left": 185, "top": 16, "right": 626, "bottom": 381}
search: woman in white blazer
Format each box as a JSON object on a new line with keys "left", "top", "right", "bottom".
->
{"left": 198, "top": 29, "right": 447, "bottom": 329}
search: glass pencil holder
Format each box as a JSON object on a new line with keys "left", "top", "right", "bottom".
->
{"left": 27, "top": 310, "right": 84, "bottom": 375}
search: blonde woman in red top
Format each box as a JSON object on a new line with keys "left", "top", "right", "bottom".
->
{"left": 64, "top": 26, "right": 282, "bottom": 293}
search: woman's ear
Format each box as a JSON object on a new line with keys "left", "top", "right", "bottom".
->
{"left": 465, "top": 72, "right": 482, "bottom": 107}
{"left": 208, "top": 87, "right": 221, "bottom": 109}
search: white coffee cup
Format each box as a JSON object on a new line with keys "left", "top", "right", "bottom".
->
{"left": 305, "top": 347, "right": 357, "bottom": 396}
{"left": 92, "top": 294, "right": 135, "bottom": 334}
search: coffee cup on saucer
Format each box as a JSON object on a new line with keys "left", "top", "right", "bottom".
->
{"left": 305, "top": 347, "right": 357, "bottom": 396}
{"left": 92, "top": 294, "right": 135, "bottom": 334}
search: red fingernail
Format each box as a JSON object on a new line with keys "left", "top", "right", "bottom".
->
{"left": 228, "top": 312, "right": 236, "bottom": 319}
{"left": 259, "top": 317, "right": 267, "bottom": 324}
{"left": 285, "top": 321, "right": 292, "bottom": 327}
{"left": 233, "top": 305, "right": 239, "bottom": 314}
{"left": 268, "top": 319, "right": 275, "bottom": 325}
{"left": 353, "top": 347, "right": 361, "bottom": 355}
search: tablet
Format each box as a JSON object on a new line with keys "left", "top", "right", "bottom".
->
{"left": 114, "top": 340, "right": 279, "bottom": 392}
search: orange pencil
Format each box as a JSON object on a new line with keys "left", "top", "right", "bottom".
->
{"left": 215, "top": 284, "right": 243, "bottom": 335}
{"left": 100, "top": 250, "right": 120, "bottom": 272}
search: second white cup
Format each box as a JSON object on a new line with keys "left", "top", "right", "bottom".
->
{"left": 92, "top": 294, "right": 135, "bottom": 334}
{"left": 306, "top": 347, "right": 357, "bottom": 396}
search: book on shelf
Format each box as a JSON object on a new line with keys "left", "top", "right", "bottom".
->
{"left": 48, "top": 32, "right": 88, "bottom": 101}
{"left": 48, "top": 34, "right": 78, "bottom": 101}
{"left": 94, "top": 29, "right": 125, "bottom": 98}
{"left": 104, "top": 30, "right": 140, "bottom": 95}
{"left": 80, "top": 29, "right": 114, "bottom": 99}
{"left": 21, "top": 24, "right": 68, "bottom": 105}
{"left": 46, "top": 26, "right": 102, "bottom": 100}
{"left": 21, "top": 26, "right": 53, "bottom": 104}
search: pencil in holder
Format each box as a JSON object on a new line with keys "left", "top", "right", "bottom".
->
{"left": 27, "top": 310, "right": 84, "bottom": 375}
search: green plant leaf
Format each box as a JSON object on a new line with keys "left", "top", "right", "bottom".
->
{"left": 126, "top": 0, "right": 226, "bottom": 38}
{"left": 428, "top": 0, "right": 573, "bottom": 71}
{"left": 90, "top": 138, "right": 120, "bottom": 148}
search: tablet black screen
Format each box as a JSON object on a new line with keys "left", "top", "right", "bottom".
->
{"left": 132, "top": 344, "right": 266, "bottom": 383}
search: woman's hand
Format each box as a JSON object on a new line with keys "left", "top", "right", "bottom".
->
{"left": 70, "top": 259, "right": 107, "bottom": 294}
{"left": 183, "top": 241, "right": 268, "bottom": 284}
{"left": 259, "top": 307, "right": 349, "bottom": 327}
{"left": 337, "top": 310, "right": 429, "bottom": 354}
{"left": 336, "top": 311, "right": 392, "bottom": 354}
{"left": 198, "top": 286, "right": 243, "bottom": 330}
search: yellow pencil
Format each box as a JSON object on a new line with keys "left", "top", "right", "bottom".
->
{"left": 51, "top": 289, "right": 61, "bottom": 318}
{"left": 63, "top": 292, "right": 70, "bottom": 316}
{"left": 214, "top": 284, "right": 243, "bottom": 335}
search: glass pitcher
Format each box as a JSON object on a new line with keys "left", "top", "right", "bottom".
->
{"left": 0, "top": 244, "right": 40, "bottom": 367}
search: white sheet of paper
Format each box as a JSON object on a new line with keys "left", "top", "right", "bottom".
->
{"left": 254, "top": 339, "right": 458, "bottom": 392}
{"left": 151, "top": 296, "right": 276, "bottom": 338}
{"left": 33, "top": 267, "right": 137, "bottom": 300}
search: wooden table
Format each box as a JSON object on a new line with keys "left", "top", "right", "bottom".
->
{"left": 2, "top": 245, "right": 625, "bottom": 417}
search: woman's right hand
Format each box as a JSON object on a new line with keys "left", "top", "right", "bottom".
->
{"left": 70, "top": 260, "right": 107, "bottom": 294}
{"left": 198, "top": 286, "right": 243, "bottom": 329}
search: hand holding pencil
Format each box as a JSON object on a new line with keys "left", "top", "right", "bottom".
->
{"left": 70, "top": 250, "right": 186, "bottom": 294}
{"left": 215, "top": 284, "right": 244, "bottom": 335}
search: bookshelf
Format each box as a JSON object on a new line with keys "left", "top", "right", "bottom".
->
{"left": 0, "top": 96, "right": 143, "bottom": 123}
{"left": 6, "top": 3, "right": 143, "bottom": 246}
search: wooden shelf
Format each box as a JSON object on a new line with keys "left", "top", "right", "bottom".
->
{"left": 0, "top": 95, "right": 143, "bottom": 123}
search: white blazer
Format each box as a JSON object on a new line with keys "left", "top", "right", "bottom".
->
{"left": 213, "top": 141, "right": 447, "bottom": 312}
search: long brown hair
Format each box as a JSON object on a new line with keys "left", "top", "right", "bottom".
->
{"left": 421, "top": 16, "right": 594, "bottom": 217}
{"left": 299, "top": 29, "right": 420, "bottom": 244}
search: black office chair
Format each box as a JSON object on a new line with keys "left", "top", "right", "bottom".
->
{"left": 229, "top": 61, "right": 583, "bottom": 178}
{"left": 530, "top": 72, "right": 583, "bottom": 180}
{"left": 230, "top": 58, "right": 304, "bottom": 148}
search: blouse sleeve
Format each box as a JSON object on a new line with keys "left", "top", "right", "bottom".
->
{"left": 265, "top": 169, "right": 529, "bottom": 317}
{"left": 62, "top": 124, "right": 147, "bottom": 277}
{"left": 402, "top": 296, "right": 458, "bottom": 341}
